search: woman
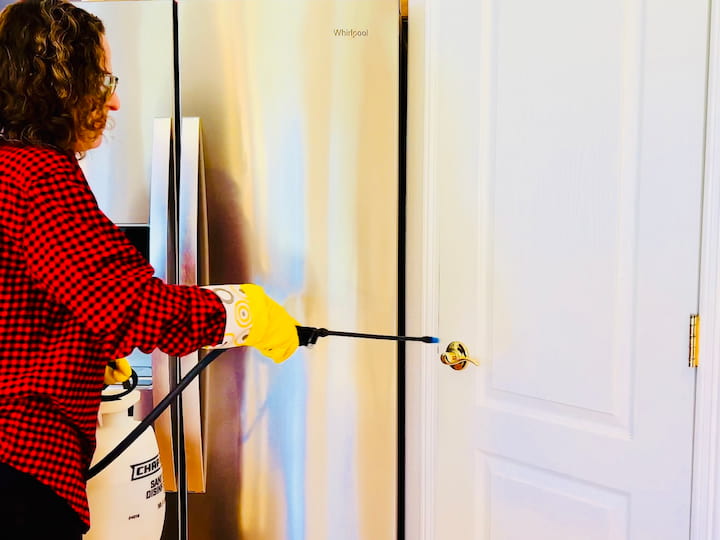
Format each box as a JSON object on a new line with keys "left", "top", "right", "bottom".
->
{"left": 0, "top": 1, "right": 300, "bottom": 538}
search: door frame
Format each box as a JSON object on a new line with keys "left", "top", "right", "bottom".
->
{"left": 404, "top": 1, "right": 443, "bottom": 538}
{"left": 405, "top": 0, "right": 720, "bottom": 538}
{"left": 690, "top": 0, "right": 720, "bottom": 536}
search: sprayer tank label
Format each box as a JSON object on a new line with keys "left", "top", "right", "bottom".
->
{"left": 130, "top": 454, "right": 161, "bottom": 481}
{"left": 146, "top": 475, "right": 164, "bottom": 499}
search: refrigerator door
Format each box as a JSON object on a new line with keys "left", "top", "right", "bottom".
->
{"left": 78, "top": 0, "right": 174, "bottom": 226}
{"left": 173, "top": 1, "right": 399, "bottom": 539}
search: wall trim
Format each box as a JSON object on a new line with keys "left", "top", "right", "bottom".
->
{"left": 691, "top": 0, "right": 720, "bottom": 536}
{"left": 405, "top": 1, "right": 438, "bottom": 539}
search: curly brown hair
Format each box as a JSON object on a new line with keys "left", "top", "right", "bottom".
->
{"left": 0, "top": 0, "right": 109, "bottom": 155}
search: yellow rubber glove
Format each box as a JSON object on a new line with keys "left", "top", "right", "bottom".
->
{"left": 240, "top": 284, "right": 300, "bottom": 363}
{"left": 203, "top": 284, "right": 300, "bottom": 362}
{"left": 104, "top": 357, "right": 132, "bottom": 385}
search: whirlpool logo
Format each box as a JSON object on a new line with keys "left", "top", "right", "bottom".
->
{"left": 333, "top": 28, "right": 369, "bottom": 38}
{"left": 130, "top": 455, "right": 161, "bottom": 481}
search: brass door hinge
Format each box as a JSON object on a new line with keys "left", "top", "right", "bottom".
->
{"left": 689, "top": 314, "right": 700, "bottom": 368}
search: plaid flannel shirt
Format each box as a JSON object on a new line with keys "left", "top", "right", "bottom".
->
{"left": 0, "top": 143, "right": 226, "bottom": 530}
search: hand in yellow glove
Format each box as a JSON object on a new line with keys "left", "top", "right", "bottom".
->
{"left": 240, "top": 284, "right": 299, "bottom": 362}
{"left": 104, "top": 357, "right": 133, "bottom": 385}
{"left": 203, "top": 284, "right": 300, "bottom": 363}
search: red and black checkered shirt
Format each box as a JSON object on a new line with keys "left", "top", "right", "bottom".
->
{"left": 0, "top": 143, "right": 226, "bottom": 530}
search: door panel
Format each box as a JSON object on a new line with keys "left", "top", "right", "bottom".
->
{"left": 409, "top": 0, "right": 709, "bottom": 538}
{"left": 487, "top": 0, "right": 638, "bottom": 426}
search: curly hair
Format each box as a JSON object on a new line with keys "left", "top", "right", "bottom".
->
{"left": 0, "top": 0, "right": 108, "bottom": 155}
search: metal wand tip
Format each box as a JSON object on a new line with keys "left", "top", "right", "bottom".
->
{"left": 429, "top": 337, "right": 439, "bottom": 343}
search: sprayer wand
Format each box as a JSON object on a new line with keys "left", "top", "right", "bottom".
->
{"left": 87, "top": 326, "right": 438, "bottom": 480}
{"left": 296, "top": 326, "right": 439, "bottom": 346}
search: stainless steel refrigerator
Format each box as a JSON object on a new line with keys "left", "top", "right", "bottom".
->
{"left": 80, "top": 1, "right": 399, "bottom": 539}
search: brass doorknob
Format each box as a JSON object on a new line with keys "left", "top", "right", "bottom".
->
{"left": 440, "top": 341, "right": 479, "bottom": 371}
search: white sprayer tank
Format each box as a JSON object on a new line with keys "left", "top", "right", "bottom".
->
{"left": 84, "top": 390, "right": 165, "bottom": 540}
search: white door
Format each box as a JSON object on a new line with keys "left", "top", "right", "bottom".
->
{"left": 406, "top": 1, "right": 709, "bottom": 539}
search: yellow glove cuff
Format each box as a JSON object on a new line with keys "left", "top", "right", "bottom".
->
{"left": 202, "top": 284, "right": 254, "bottom": 348}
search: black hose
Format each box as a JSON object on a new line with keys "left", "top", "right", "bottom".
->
{"left": 100, "top": 370, "right": 139, "bottom": 402}
{"left": 87, "top": 348, "right": 225, "bottom": 480}
{"left": 87, "top": 326, "right": 438, "bottom": 479}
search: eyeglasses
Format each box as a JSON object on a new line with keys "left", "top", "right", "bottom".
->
{"left": 102, "top": 73, "right": 119, "bottom": 97}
